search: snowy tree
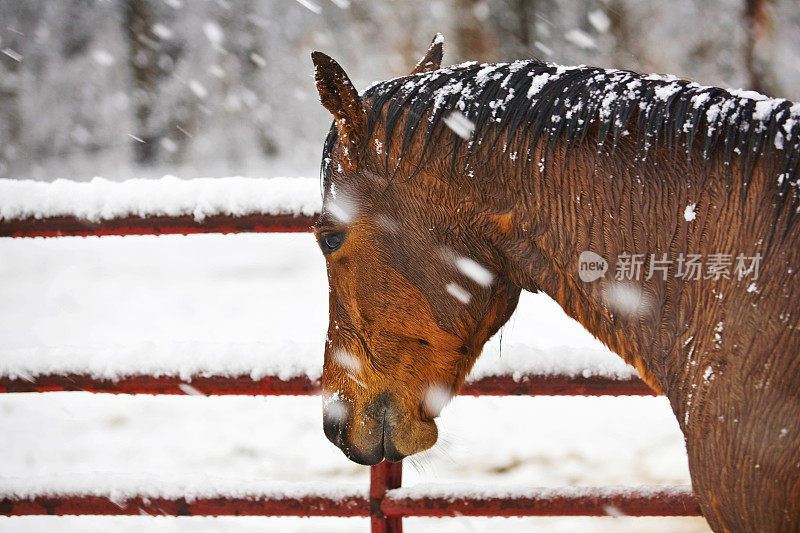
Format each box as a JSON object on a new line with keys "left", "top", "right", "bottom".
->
{"left": 0, "top": 0, "right": 797, "bottom": 181}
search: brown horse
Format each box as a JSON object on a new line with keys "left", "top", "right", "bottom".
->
{"left": 311, "top": 35, "right": 800, "bottom": 532}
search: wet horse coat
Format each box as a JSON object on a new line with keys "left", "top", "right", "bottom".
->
{"left": 312, "top": 37, "right": 800, "bottom": 532}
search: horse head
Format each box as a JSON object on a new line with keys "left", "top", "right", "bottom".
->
{"left": 311, "top": 36, "right": 521, "bottom": 464}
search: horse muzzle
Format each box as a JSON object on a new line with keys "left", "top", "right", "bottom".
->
{"left": 322, "top": 391, "right": 436, "bottom": 465}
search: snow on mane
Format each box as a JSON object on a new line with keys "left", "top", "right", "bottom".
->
{"left": 0, "top": 176, "right": 321, "bottom": 222}
{"left": 348, "top": 59, "right": 800, "bottom": 200}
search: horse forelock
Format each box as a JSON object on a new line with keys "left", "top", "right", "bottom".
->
{"left": 348, "top": 59, "right": 800, "bottom": 209}
{"left": 320, "top": 123, "right": 338, "bottom": 192}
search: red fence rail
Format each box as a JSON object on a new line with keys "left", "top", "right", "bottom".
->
{"left": 1, "top": 487, "right": 369, "bottom": 517}
{"left": 0, "top": 373, "right": 656, "bottom": 396}
{"left": 0, "top": 207, "right": 700, "bottom": 530}
{"left": 1, "top": 462, "right": 700, "bottom": 519}
{"left": 0, "top": 213, "right": 315, "bottom": 238}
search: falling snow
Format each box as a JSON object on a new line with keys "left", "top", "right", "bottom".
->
{"left": 322, "top": 391, "right": 349, "bottom": 424}
{"left": 249, "top": 52, "right": 267, "bottom": 68}
{"left": 588, "top": 10, "right": 611, "bottom": 33}
{"left": 445, "top": 282, "right": 471, "bottom": 305}
{"left": 421, "top": 383, "right": 453, "bottom": 418}
{"left": 202, "top": 21, "right": 224, "bottom": 47}
{"left": 332, "top": 349, "right": 362, "bottom": 374}
{"left": 177, "top": 383, "right": 205, "bottom": 396}
{"left": 325, "top": 188, "right": 356, "bottom": 223}
{"left": 188, "top": 80, "right": 208, "bottom": 99}
{"left": 151, "top": 23, "right": 174, "bottom": 40}
{"left": 603, "top": 282, "right": 650, "bottom": 318}
{"left": 443, "top": 111, "right": 475, "bottom": 140}
{"left": 564, "top": 29, "right": 597, "bottom": 50}
{"left": 1, "top": 48, "right": 22, "bottom": 62}
{"left": 294, "top": 0, "right": 322, "bottom": 14}
{"left": 91, "top": 50, "right": 115, "bottom": 66}
{"left": 455, "top": 256, "right": 495, "bottom": 287}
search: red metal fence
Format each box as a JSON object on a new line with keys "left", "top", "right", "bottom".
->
{"left": 0, "top": 372, "right": 656, "bottom": 396}
{"left": 0, "top": 208, "right": 700, "bottom": 530}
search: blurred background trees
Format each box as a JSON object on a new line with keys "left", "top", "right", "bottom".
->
{"left": 0, "top": 0, "right": 797, "bottom": 181}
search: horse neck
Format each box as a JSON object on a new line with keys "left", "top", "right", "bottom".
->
{"left": 473, "top": 135, "right": 779, "bottom": 398}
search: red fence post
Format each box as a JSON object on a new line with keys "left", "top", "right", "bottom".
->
{"left": 370, "top": 461, "right": 403, "bottom": 533}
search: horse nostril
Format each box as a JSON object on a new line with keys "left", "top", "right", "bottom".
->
{"left": 380, "top": 411, "right": 406, "bottom": 463}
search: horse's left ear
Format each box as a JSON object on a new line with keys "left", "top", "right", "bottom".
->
{"left": 409, "top": 33, "right": 444, "bottom": 75}
{"left": 312, "top": 51, "right": 367, "bottom": 167}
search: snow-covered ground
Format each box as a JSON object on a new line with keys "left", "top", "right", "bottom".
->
{"left": 0, "top": 232, "right": 710, "bottom": 532}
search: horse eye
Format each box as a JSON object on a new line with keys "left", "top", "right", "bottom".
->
{"left": 320, "top": 232, "right": 344, "bottom": 254}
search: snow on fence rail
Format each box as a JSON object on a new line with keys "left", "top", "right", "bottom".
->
{"left": 0, "top": 177, "right": 698, "bottom": 529}
{"left": 0, "top": 372, "right": 656, "bottom": 396}
{"left": 0, "top": 176, "right": 319, "bottom": 237}
{"left": 0, "top": 339, "right": 654, "bottom": 396}
{"left": 1, "top": 476, "right": 368, "bottom": 517}
{"left": 0, "top": 472, "right": 700, "bottom": 518}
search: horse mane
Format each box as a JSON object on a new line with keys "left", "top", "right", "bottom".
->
{"left": 322, "top": 59, "right": 800, "bottom": 210}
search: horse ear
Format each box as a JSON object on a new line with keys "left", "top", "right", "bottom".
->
{"left": 409, "top": 33, "right": 444, "bottom": 75}
{"left": 312, "top": 51, "right": 367, "bottom": 167}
